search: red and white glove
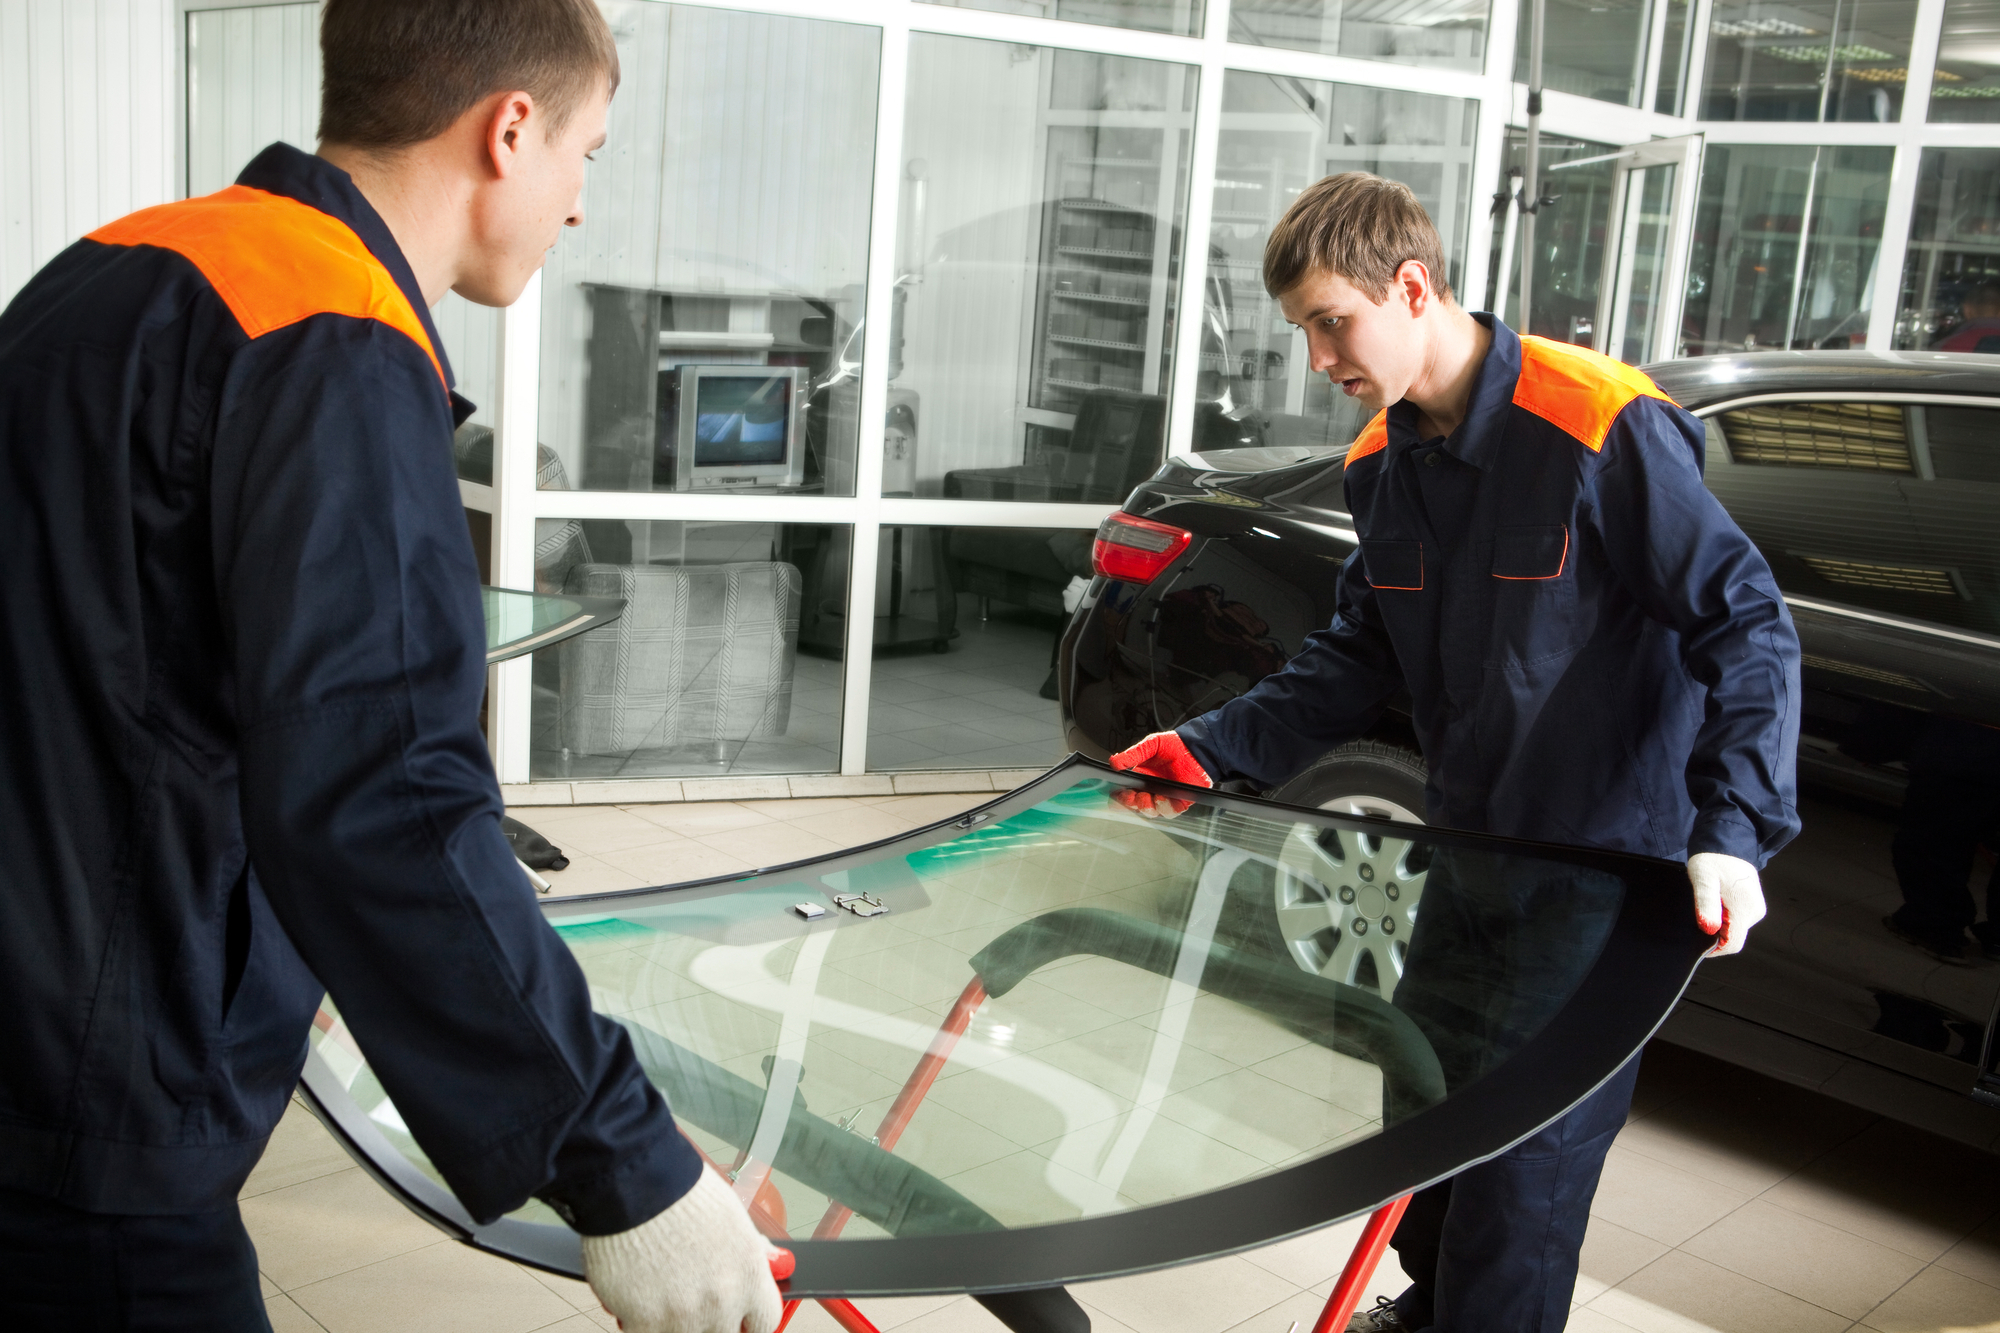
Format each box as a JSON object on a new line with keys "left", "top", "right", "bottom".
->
{"left": 1109, "top": 731, "right": 1213, "bottom": 819}
{"left": 1689, "top": 852, "right": 1766, "bottom": 958}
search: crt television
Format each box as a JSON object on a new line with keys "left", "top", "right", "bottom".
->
{"left": 656, "top": 364, "right": 807, "bottom": 491}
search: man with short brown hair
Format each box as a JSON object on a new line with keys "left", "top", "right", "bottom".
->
{"left": 0, "top": 4, "right": 778, "bottom": 1330}
{"left": 1114, "top": 172, "right": 1801, "bottom": 1332}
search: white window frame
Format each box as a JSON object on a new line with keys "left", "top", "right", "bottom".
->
{"left": 178, "top": 0, "right": 2000, "bottom": 788}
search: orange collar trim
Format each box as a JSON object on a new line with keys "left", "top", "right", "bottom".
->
{"left": 90, "top": 185, "right": 446, "bottom": 388}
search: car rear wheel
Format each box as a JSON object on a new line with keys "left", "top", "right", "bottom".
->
{"left": 1220, "top": 740, "right": 1431, "bottom": 999}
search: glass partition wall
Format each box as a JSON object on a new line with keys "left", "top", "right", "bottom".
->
{"left": 181, "top": 0, "right": 2000, "bottom": 793}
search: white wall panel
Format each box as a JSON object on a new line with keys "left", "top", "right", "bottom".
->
{"left": 0, "top": 0, "right": 176, "bottom": 307}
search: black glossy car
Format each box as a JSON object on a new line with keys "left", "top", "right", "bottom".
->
{"left": 1060, "top": 351, "right": 2000, "bottom": 1150}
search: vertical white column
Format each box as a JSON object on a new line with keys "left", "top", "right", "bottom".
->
{"left": 489, "top": 270, "right": 542, "bottom": 785}
{"left": 1163, "top": 16, "right": 1225, "bottom": 460}
{"left": 837, "top": 14, "right": 910, "bottom": 776}
{"left": 1868, "top": 0, "right": 1947, "bottom": 351}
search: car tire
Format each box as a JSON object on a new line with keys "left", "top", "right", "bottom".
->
{"left": 1217, "top": 740, "right": 1431, "bottom": 999}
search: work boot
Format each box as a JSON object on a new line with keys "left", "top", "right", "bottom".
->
{"left": 1884, "top": 912, "right": 1973, "bottom": 966}
{"left": 1346, "top": 1296, "right": 1410, "bottom": 1332}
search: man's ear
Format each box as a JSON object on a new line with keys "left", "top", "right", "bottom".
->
{"left": 483, "top": 91, "right": 538, "bottom": 180}
{"left": 1397, "top": 259, "right": 1436, "bottom": 318}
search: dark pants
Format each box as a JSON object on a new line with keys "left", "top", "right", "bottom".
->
{"left": 1384, "top": 848, "right": 1631, "bottom": 1333}
{"left": 0, "top": 1188, "right": 271, "bottom": 1333}
{"left": 1390, "top": 1060, "right": 1639, "bottom": 1333}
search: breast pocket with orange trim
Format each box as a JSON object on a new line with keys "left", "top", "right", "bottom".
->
{"left": 1491, "top": 525, "right": 1569, "bottom": 581}
{"left": 1360, "top": 539, "right": 1423, "bottom": 591}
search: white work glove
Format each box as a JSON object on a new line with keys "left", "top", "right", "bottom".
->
{"left": 582, "top": 1166, "right": 785, "bottom": 1333}
{"left": 1688, "top": 852, "right": 1766, "bottom": 958}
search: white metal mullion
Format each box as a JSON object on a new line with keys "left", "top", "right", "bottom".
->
{"left": 1641, "top": 0, "right": 1671, "bottom": 116}
{"left": 1869, "top": 0, "right": 1948, "bottom": 350}
{"left": 1486, "top": 0, "right": 1520, "bottom": 83}
{"left": 838, "top": 13, "right": 910, "bottom": 776}
{"left": 1165, "top": 26, "right": 1226, "bottom": 459}
{"left": 904, "top": 3, "right": 1201, "bottom": 63}
{"left": 490, "top": 271, "right": 543, "bottom": 784}
{"left": 1463, "top": 79, "right": 1509, "bottom": 316}
{"left": 1681, "top": 0, "right": 1715, "bottom": 122}
{"left": 527, "top": 490, "right": 863, "bottom": 522}
{"left": 880, "top": 497, "right": 1121, "bottom": 527}
{"left": 1698, "top": 120, "right": 1906, "bottom": 145}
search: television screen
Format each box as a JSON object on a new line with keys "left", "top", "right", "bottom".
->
{"left": 692, "top": 374, "right": 792, "bottom": 467}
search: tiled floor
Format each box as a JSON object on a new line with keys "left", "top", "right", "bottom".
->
{"left": 242, "top": 791, "right": 2000, "bottom": 1333}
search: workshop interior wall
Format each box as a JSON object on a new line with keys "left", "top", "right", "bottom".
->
{"left": 0, "top": 0, "right": 176, "bottom": 309}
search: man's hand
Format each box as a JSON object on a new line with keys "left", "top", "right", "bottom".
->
{"left": 1689, "top": 852, "right": 1765, "bottom": 957}
{"left": 583, "top": 1166, "right": 785, "bottom": 1333}
{"left": 1109, "top": 731, "right": 1212, "bottom": 819}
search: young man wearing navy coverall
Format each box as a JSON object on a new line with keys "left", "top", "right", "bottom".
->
{"left": 1112, "top": 173, "right": 1801, "bottom": 1333}
{"left": 0, "top": 3, "right": 780, "bottom": 1330}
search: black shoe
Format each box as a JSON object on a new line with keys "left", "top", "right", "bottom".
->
{"left": 1346, "top": 1297, "right": 1410, "bottom": 1333}
{"left": 1884, "top": 913, "right": 1974, "bottom": 965}
{"left": 1973, "top": 922, "right": 2000, "bottom": 962}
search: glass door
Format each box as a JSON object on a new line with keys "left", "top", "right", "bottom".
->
{"left": 1594, "top": 135, "right": 1702, "bottom": 365}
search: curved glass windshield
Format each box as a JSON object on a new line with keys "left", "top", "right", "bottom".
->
{"left": 302, "top": 758, "right": 1703, "bottom": 1292}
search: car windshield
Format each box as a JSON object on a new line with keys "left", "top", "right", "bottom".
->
{"left": 302, "top": 757, "right": 1704, "bottom": 1294}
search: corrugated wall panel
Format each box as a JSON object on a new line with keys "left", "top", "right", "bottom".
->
{"left": 0, "top": 0, "right": 175, "bottom": 308}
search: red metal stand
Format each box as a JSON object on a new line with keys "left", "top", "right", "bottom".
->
{"left": 812, "top": 977, "right": 988, "bottom": 1240}
{"left": 740, "top": 973, "right": 1403, "bottom": 1333}
{"left": 1309, "top": 1194, "right": 1412, "bottom": 1333}
{"left": 752, "top": 979, "right": 991, "bottom": 1333}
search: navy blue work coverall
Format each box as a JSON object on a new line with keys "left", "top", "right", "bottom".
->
{"left": 0, "top": 145, "right": 699, "bottom": 1324}
{"left": 1179, "top": 316, "right": 1802, "bottom": 1333}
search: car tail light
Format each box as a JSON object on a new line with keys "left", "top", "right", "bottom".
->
{"left": 1093, "top": 512, "right": 1193, "bottom": 584}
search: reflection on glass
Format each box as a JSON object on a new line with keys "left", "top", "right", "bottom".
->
{"left": 1700, "top": 0, "right": 1917, "bottom": 122}
{"left": 1514, "top": 0, "right": 1652, "bottom": 107}
{"left": 1681, "top": 145, "right": 1891, "bottom": 354}
{"left": 1704, "top": 404, "right": 2000, "bottom": 635}
{"left": 487, "top": 587, "right": 581, "bottom": 656}
{"left": 919, "top": 0, "right": 1204, "bottom": 37}
{"left": 539, "top": 4, "right": 879, "bottom": 496}
{"left": 1206, "top": 73, "right": 1479, "bottom": 453}
{"left": 1488, "top": 132, "right": 1618, "bottom": 346}
{"left": 1229, "top": 0, "right": 1490, "bottom": 73}
{"left": 858, "top": 526, "right": 1090, "bottom": 772}
{"left": 528, "top": 521, "right": 847, "bottom": 779}
{"left": 1894, "top": 149, "right": 2000, "bottom": 349}
{"left": 312, "top": 768, "right": 1629, "bottom": 1242}
{"left": 898, "top": 37, "right": 1195, "bottom": 503}
{"left": 1931, "top": 0, "right": 2000, "bottom": 119}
